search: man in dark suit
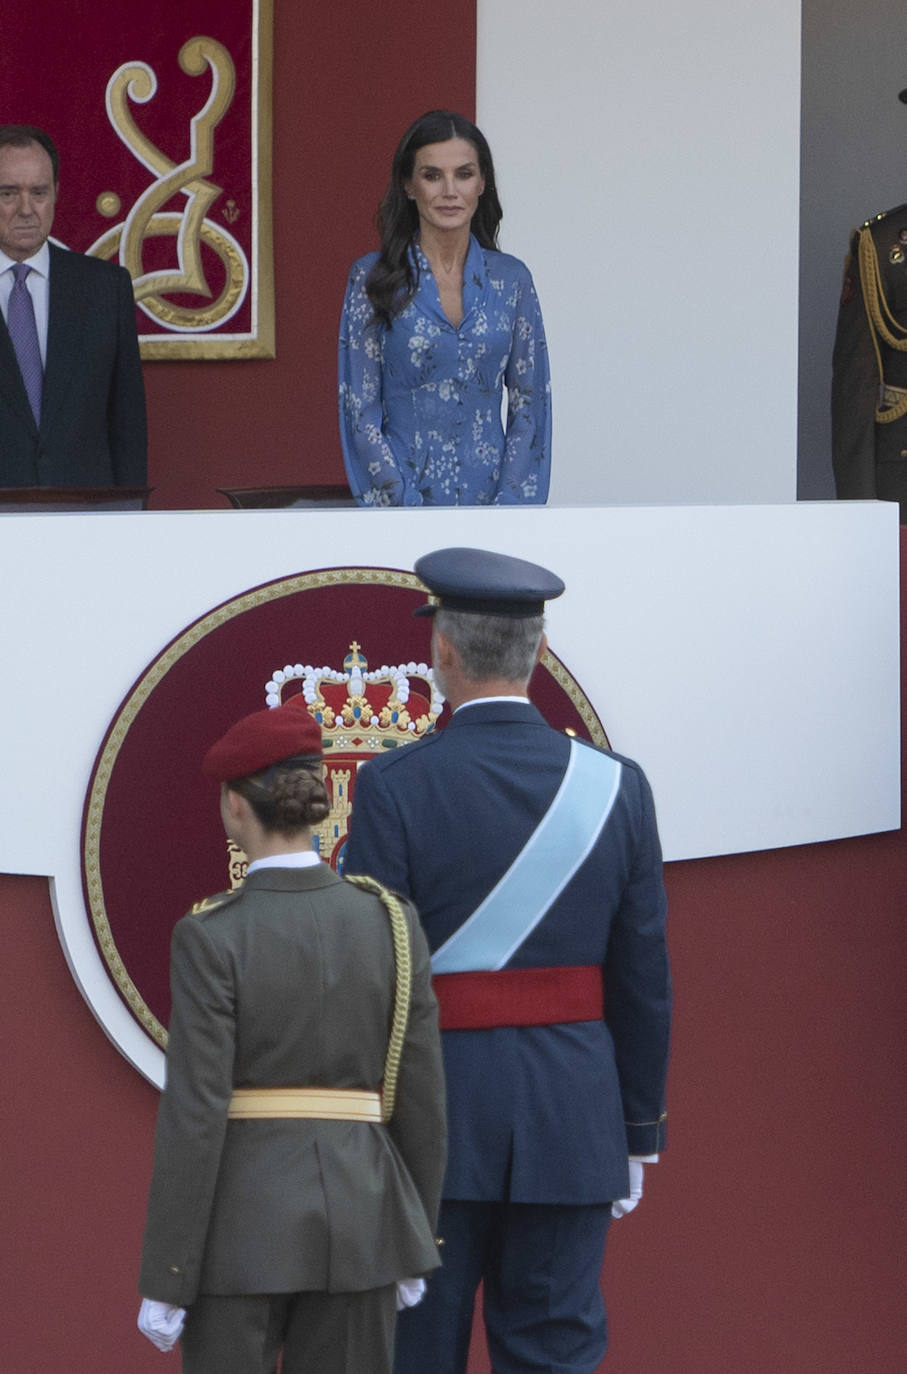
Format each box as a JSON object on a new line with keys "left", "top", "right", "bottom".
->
{"left": 344, "top": 547, "right": 672, "bottom": 1374}
{"left": 832, "top": 203, "right": 907, "bottom": 519}
{"left": 0, "top": 124, "right": 146, "bottom": 488}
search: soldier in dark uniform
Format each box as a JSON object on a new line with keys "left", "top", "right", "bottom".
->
{"left": 832, "top": 203, "right": 907, "bottom": 518}
{"left": 344, "top": 548, "right": 672, "bottom": 1374}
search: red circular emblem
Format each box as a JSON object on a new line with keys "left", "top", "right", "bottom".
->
{"left": 81, "top": 567, "right": 609, "bottom": 1057}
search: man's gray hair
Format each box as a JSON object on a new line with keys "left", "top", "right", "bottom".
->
{"left": 435, "top": 608, "right": 544, "bottom": 684}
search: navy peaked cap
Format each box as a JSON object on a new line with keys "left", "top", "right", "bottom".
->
{"left": 413, "top": 547, "right": 565, "bottom": 618}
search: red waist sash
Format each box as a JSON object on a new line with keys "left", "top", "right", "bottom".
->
{"left": 432, "top": 965, "right": 604, "bottom": 1031}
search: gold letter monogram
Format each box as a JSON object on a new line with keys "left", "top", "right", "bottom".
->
{"left": 88, "top": 37, "right": 248, "bottom": 331}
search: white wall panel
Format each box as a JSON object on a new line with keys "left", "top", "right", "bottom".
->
{"left": 477, "top": 0, "right": 802, "bottom": 505}
{"left": 1, "top": 503, "right": 897, "bottom": 1080}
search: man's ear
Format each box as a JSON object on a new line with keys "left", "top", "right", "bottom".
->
{"left": 434, "top": 628, "right": 459, "bottom": 673}
{"left": 535, "top": 632, "right": 548, "bottom": 665}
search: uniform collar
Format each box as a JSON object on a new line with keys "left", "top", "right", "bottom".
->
{"left": 240, "top": 863, "right": 341, "bottom": 892}
{"left": 247, "top": 850, "right": 321, "bottom": 873}
{"left": 445, "top": 698, "right": 546, "bottom": 728}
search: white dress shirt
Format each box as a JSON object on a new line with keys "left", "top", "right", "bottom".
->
{"left": 0, "top": 240, "right": 51, "bottom": 365}
{"left": 246, "top": 850, "right": 321, "bottom": 873}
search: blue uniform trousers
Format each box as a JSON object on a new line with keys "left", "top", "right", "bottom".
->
{"left": 394, "top": 1201, "right": 611, "bottom": 1374}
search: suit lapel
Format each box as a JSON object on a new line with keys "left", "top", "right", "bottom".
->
{"left": 41, "top": 244, "right": 81, "bottom": 434}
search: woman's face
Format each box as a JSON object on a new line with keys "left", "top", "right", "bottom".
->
{"left": 403, "top": 137, "right": 485, "bottom": 236}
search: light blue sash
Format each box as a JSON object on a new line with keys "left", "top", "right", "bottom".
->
{"left": 430, "top": 740, "right": 622, "bottom": 973}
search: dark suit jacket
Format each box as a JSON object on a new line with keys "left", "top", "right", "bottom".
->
{"left": 139, "top": 864, "right": 446, "bottom": 1307}
{"left": 0, "top": 242, "right": 146, "bottom": 487}
{"left": 832, "top": 204, "right": 907, "bottom": 516}
{"left": 343, "top": 700, "right": 672, "bottom": 1206}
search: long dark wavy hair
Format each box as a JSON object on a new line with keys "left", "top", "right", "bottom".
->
{"left": 365, "top": 110, "right": 503, "bottom": 327}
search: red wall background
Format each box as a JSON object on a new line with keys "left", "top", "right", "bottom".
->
{"left": 3, "top": 542, "right": 906, "bottom": 1372}
{"left": 139, "top": 3, "right": 478, "bottom": 509}
{"left": 0, "top": 2, "right": 476, "bottom": 508}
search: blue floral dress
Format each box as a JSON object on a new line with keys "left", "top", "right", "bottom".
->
{"left": 338, "top": 236, "right": 551, "bottom": 506}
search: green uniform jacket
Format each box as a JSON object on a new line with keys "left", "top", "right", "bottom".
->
{"left": 832, "top": 203, "right": 907, "bottom": 515}
{"left": 139, "top": 864, "right": 446, "bottom": 1307}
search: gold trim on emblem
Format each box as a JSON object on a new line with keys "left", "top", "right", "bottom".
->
{"left": 83, "top": 568, "right": 610, "bottom": 1051}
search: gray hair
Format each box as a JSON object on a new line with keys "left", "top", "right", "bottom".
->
{"left": 435, "top": 608, "right": 544, "bottom": 684}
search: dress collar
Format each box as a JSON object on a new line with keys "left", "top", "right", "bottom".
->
{"left": 410, "top": 234, "right": 486, "bottom": 326}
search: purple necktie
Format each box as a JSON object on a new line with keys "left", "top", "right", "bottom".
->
{"left": 8, "top": 262, "right": 43, "bottom": 425}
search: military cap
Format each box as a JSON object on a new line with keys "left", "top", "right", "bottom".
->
{"left": 413, "top": 547, "right": 565, "bottom": 618}
{"left": 202, "top": 697, "right": 322, "bottom": 781}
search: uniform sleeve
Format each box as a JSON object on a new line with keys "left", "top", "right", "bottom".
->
{"left": 496, "top": 266, "right": 552, "bottom": 505}
{"left": 338, "top": 261, "right": 405, "bottom": 506}
{"left": 603, "top": 767, "right": 672, "bottom": 1155}
{"left": 387, "top": 903, "right": 447, "bottom": 1238}
{"left": 138, "top": 916, "right": 235, "bottom": 1306}
{"left": 831, "top": 232, "right": 880, "bottom": 499}
{"left": 108, "top": 264, "right": 148, "bottom": 486}
{"left": 344, "top": 759, "right": 413, "bottom": 898}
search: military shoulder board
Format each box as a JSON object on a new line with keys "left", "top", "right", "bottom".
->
{"left": 190, "top": 889, "right": 241, "bottom": 917}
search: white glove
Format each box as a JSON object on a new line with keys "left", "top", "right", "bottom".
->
{"left": 138, "top": 1298, "right": 186, "bottom": 1352}
{"left": 396, "top": 1278, "right": 427, "bottom": 1311}
{"left": 611, "top": 1159, "right": 645, "bottom": 1219}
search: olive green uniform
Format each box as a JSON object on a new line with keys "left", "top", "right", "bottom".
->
{"left": 139, "top": 863, "right": 446, "bottom": 1374}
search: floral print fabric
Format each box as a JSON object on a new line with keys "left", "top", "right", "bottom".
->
{"left": 338, "top": 236, "right": 551, "bottom": 506}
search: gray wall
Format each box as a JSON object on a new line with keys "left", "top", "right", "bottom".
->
{"left": 799, "top": 0, "right": 907, "bottom": 498}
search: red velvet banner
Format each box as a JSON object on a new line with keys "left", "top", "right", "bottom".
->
{"left": 1, "top": 1, "right": 273, "bottom": 358}
{"left": 81, "top": 569, "right": 608, "bottom": 1056}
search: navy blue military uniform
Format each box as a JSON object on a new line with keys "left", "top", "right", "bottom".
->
{"left": 343, "top": 548, "right": 671, "bottom": 1374}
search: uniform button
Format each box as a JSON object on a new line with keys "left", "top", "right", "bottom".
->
{"left": 169, "top": 1265, "right": 182, "bottom": 1274}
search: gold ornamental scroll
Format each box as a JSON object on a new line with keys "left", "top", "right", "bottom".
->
{"left": 82, "top": 3, "right": 274, "bottom": 359}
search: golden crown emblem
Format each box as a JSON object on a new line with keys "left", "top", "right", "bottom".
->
{"left": 264, "top": 641, "right": 445, "bottom": 755}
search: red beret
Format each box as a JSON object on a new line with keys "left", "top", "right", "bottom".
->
{"left": 202, "top": 697, "right": 323, "bottom": 781}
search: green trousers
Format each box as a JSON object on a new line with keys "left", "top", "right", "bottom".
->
{"left": 180, "top": 1285, "right": 397, "bottom": 1374}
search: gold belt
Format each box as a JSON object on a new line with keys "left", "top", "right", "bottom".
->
{"left": 227, "top": 1087, "right": 382, "bottom": 1122}
{"left": 878, "top": 383, "right": 907, "bottom": 424}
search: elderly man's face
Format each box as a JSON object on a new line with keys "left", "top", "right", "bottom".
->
{"left": 0, "top": 142, "right": 57, "bottom": 262}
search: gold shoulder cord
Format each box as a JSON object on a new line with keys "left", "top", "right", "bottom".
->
{"left": 857, "top": 228, "right": 907, "bottom": 424}
{"left": 344, "top": 874, "right": 413, "bottom": 1123}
